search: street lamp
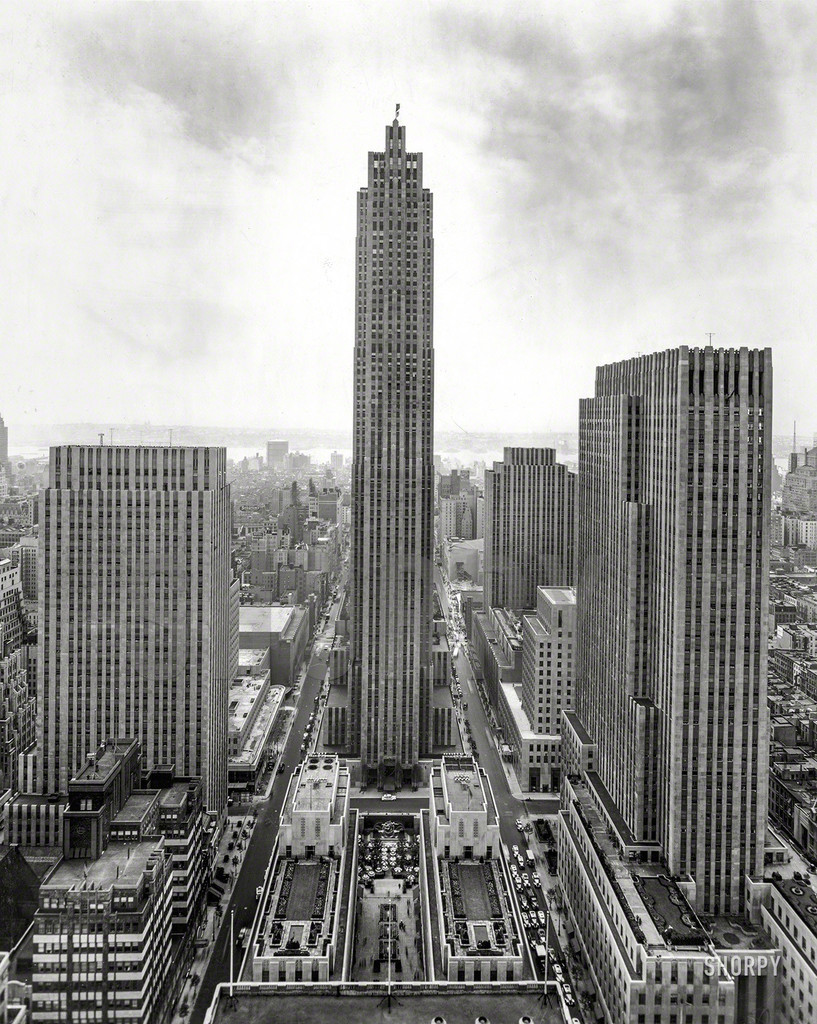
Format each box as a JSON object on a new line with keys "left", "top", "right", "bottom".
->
{"left": 229, "top": 908, "right": 235, "bottom": 998}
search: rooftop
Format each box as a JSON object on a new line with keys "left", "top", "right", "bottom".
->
{"left": 230, "top": 685, "right": 284, "bottom": 767}
{"left": 71, "top": 738, "right": 138, "bottom": 784}
{"left": 240, "top": 605, "right": 295, "bottom": 635}
{"left": 159, "top": 782, "right": 192, "bottom": 810}
{"left": 499, "top": 682, "right": 538, "bottom": 741}
{"left": 210, "top": 989, "right": 561, "bottom": 1024}
{"left": 568, "top": 778, "right": 772, "bottom": 954}
{"left": 239, "top": 648, "right": 267, "bottom": 668}
{"left": 254, "top": 857, "right": 340, "bottom": 961}
{"left": 438, "top": 858, "right": 522, "bottom": 962}
{"left": 45, "top": 839, "right": 162, "bottom": 892}
{"left": 229, "top": 673, "right": 271, "bottom": 730}
{"left": 113, "top": 791, "right": 158, "bottom": 825}
{"left": 292, "top": 756, "right": 339, "bottom": 813}
{"left": 538, "top": 586, "right": 575, "bottom": 605}
{"left": 442, "top": 760, "right": 484, "bottom": 812}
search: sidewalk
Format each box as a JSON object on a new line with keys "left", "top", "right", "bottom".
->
{"left": 170, "top": 810, "right": 253, "bottom": 1022}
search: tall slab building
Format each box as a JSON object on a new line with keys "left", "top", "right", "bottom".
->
{"left": 484, "top": 448, "right": 575, "bottom": 612}
{"left": 572, "top": 346, "right": 772, "bottom": 916}
{"left": 37, "top": 446, "right": 231, "bottom": 819}
{"left": 0, "top": 411, "right": 9, "bottom": 483}
{"left": 348, "top": 116, "right": 434, "bottom": 785}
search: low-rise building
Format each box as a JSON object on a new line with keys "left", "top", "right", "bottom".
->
{"left": 239, "top": 604, "right": 309, "bottom": 688}
{"left": 559, "top": 756, "right": 779, "bottom": 1024}
{"left": 429, "top": 756, "right": 524, "bottom": 981}
{"left": 754, "top": 865, "right": 817, "bottom": 1024}
{"left": 497, "top": 587, "right": 574, "bottom": 793}
{"left": 249, "top": 755, "right": 350, "bottom": 982}
{"left": 227, "top": 669, "right": 284, "bottom": 794}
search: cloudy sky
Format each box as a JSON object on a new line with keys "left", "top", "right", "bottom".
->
{"left": 2, "top": 0, "right": 816, "bottom": 436}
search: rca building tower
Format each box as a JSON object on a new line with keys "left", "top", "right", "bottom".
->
{"left": 37, "top": 445, "right": 231, "bottom": 821}
{"left": 349, "top": 115, "right": 434, "bottom": 787}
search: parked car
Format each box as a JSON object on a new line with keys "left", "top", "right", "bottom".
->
{"left": 532, "top": 874, "right": 541, "bottom": 888}
{"left": 256, "top": 886, "right": 263, "bottom": 898}
{"left": 381, "top": 793, "right": 397, "bottom": 801}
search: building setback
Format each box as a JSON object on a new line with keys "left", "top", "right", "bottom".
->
{"left": 575, "top": 346, "right": 772, "bottom": 916}
{"left": 348, "top": 115, "right": 434, "bottom": 784}
{"left": 37, "top": 445, "right": 231, "bottom": 820}
{"left": 483, "top": 448, "right": 575, "bottom": 613}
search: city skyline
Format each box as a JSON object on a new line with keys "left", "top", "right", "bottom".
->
{"left": 2, "top": 1, "right": 817, "bottom": 438}
{"left": 4, "top": 5, "right": 817, "bottom": 1023}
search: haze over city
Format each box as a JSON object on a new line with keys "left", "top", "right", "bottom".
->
{"left": 2, "top": 0, "right": 816, "bottom": 437}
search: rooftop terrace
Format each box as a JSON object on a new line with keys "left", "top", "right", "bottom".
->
{"left": 441, "top": 761, "right": 484, "bottom": 813}
{"left": 292, "top": 757, "right": 339, "bottom": 813}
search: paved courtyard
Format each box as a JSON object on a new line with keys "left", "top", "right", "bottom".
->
{"left": 351, "top": 887, "right": 423, "bottom": 981}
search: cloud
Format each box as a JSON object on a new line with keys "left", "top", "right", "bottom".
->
{"left": 54, "top": 3, "right": 318, "bottom": 162}
{"left": 1, "top": 1, "right": 817, "bottom": 436}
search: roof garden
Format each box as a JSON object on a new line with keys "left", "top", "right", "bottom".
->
{"left": 774, "top": 877, "right": 817, "bottom": 939}
{"left": 438, "top": 858, "right": 521, "bottom": 962}
{"left": 255, "top": 856, "right": 340, "bottom": 961}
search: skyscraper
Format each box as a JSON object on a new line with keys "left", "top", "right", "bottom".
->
{"left": 484, "top": 448, "right": 575, "bottom": 612}
{"left": 574, "top": 346, "right": 772, "bottom": 915}
{"left": 349, "top": 114, "right": 434, "bottom": 785}
{"left": 0, "top": 411, "right": 8, "bottom": 479}
{"left": 37, "top": 445, "right": 231, "bottom": 819}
